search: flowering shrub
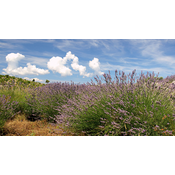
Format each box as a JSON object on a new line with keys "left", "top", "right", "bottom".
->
{"left": 1, "top": 71, "right": 175, "bottom": 136}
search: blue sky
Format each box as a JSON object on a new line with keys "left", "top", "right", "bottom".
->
{"left": 1, "top": 39, "right": 175, "bottom": 85}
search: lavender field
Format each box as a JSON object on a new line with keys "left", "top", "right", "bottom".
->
{"left": 1, "top": 69, "right": 175, "bottom": 136}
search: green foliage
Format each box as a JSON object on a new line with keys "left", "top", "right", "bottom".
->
{"left": 0, "top": 95, "right": 19, "bottom": 132}
{"left": 5, "top": 75, "right": 9, "bottom": 78}
{"left": 45, "top": 79, "right": 50, "bottom": 84}
{"left": 0, "top": 79, "right": 5, "bottom": 85}
{"left": 144, "top": 76, "right": 163, "bottom": 83}
{"left": 1, "top": 72, "right": 175, "bottom": 136}
{"left": 11, "top": 76, "right": 16, "bottom": 79}
{"left": 0, "top": 74, "right": 46, "bottom": 131}
{"left": 57, "top": 73, "right": 175, "bottom": 136}
{"left": 19, "top": 78, "right": 23, "bottom": 81}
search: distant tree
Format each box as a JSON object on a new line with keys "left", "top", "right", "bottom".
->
{"left": 11, "top": 76, "right": 16, "bottom": 79}
{"left": 32, "top": 79, "right": 35, "bottom": 82}
{"left": 5, "top": 75, "right": 9, "bottom": 78}
{"left": 45, "top": 79, "right": 50, "bottom": 84}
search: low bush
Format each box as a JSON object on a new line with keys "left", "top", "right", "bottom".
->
{"left": 1, "top": 71, "right": 175, "bottom": 136}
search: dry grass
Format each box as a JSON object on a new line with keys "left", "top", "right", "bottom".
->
{"left": 1, "top": 113, "right": 86, "bottom": 136}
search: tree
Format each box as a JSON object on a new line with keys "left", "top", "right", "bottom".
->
{"left": 32, "top": 79, "right": 35, "bottom": 82}
{"left": 45, "top": 79, "right": 50, "bottom": 84}
{"left": 5, "top": 75, "right": 9, "bottom": 78}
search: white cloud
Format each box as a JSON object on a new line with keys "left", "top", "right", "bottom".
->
{"left": 2, "top": 51, "right": 108, "bottom": 82}
{"left": 47, "top": 51, "right": 104, "bottom": 78}
{"left": 5, "top": 53, "right": 25, "bottom": 70}
{"left": 23, "top": 77, "right": 43, "bottom": 82}
{"left": 2, "top": 53, "right": 50, "bottom": 76}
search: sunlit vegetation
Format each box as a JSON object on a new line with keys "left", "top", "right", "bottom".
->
{"left": 1, "top": 70, "right": 175, "bottom": 136}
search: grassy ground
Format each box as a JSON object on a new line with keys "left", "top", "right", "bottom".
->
{"left": 1, "top": 71, "right": 175, "bottom": 136}
{"left": 0, "top": 75, "right": 85, "bottom": 136}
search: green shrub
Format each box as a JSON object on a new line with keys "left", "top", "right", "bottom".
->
{"left": 144, "top": 76, "right": 163, "bottom": 83}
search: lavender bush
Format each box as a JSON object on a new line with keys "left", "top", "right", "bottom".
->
{"left": 1, "top": 71, "right": 175, "bottom": 136}
{"left": 0, "top": 76, "right": 46, "bottom": 134}
{"left": 0, "top": 94, "right": 20, "bottom": 133}
{"left": 51, "top": 69, "right": 175, "bottom": 136}
{"left": 24, "top": 81, "right": 86, "bottom": 123}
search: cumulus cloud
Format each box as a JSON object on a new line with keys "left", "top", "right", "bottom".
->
{"left": 23, "top": 77, "right": 43, "bottom": 82}
{"left": 47, "top": 51, "right": 104, "bottom": 78}
{"left": 3, "top": 52, "right": 105, "bottom": 79}
{"left": 3, "top": 53, "right": 49, "bottom": 76}
{"left": 5, "top": 53, "right": 25, "bottom": 70}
